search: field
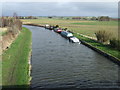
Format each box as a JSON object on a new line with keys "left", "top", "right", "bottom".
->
{"left": 2, "top": 27, "right": 31, "bottom": 88}
{"left": 21, "top": 18, "right": 118, "bottom": 38}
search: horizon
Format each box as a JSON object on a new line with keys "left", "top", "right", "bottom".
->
{"left": 1, "top": 15, "right": 118, "bottom": 18}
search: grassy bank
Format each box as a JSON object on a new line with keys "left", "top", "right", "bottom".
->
{"left": 2, "top": 27, "right": 31, "bottom": 88}
{"left": 74, "top": 33, "right": 120, "bottom": 60}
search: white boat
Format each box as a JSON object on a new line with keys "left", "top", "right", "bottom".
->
{"left": 45, "top": 24, "right": 50, "bottom": 29}
{"left": 69, "top": 36, "right": 80, "bottom": 43}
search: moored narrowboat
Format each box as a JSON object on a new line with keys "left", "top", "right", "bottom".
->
{"left": 54, "top": 28, "right": 63, "bottom": 33}
{"left": 61, "top": 31, "right": 73, "bottom": 38}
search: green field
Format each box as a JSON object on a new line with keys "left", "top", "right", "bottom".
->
{"left": 2, "top": 27, "right": 31, "bottom": 88}
{"left": 21, "top": 18, "right": 118, "bottom": 38}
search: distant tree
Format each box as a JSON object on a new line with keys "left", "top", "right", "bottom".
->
{"left": 13, "top": 12, "right": 18, "bottom": 19}
{"left": 72, "top": 17, "right": 81, "bottom": 20}
{"left": 60, "top": 17, "right": 64, "bottom": 19}
{"left": 98, "top": 16, "right": 110, "bottom": 21}
{"left": 66, "top": 18, "right": 69, "bottom": 20}
{"left": 91, "top": 17, "right": 97, "bottom": 20}
{"left": 33, "top": 17, "right": 37, "bottom": 19}
{"left": 28, "top": 16, "right": 33, "bottom": 19}
{"left": 21, "top": 17, "right": 25, "bottom": 19}
{"left": 82, "top": 17, "right": 87, "bottom": 20}
{"left": 48, "top": 16, "right": 52, "bottom": 19}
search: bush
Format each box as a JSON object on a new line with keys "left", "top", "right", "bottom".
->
{"left": 55, "top": 25, "right": 59, "bottom": 28}
{"left": 95, "top": 30, "right": 111, "bottom": 43}
{"left": 1, "top": 17, "right": 22, "bottom": 35}
{"left": 110, "top": 38, "right": 120, "bottom": 50}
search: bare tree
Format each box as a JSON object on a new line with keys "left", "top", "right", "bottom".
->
{"left": 13, "top": 12, "right": 18, "bottom": 19}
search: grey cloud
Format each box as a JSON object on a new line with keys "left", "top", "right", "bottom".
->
{"left": 2, "top": 2, "right": 118, "bottom": 17}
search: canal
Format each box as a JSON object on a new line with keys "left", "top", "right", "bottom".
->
{"left": 24, "top": 25, "right": 120, "bottom": 89}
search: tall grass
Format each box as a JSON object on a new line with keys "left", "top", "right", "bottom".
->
{"left": 1, "top": 17, "right": 22, "bottom": 35}
{"left": 74, "top": 33, "right": 120, "bottom": 59}
{"left": 95, "top": 30, "right": 112, "bottom": 43}
{"left": 110, "top": 38, "right": 120, "bottom": 51}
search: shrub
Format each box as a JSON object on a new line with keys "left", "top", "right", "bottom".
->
{"left": 1, "top": 16, "right": 22, "bottom": 35}
{"left": 55, "top": 25, "right": 59, "bottom": 28}
{"left": 95, "top": 30, "right": 111, "bottom": 43}
{"left": 98, "top": 16, "right": 110, "bottom": 21}
{"left": 110, "top": 38, "right": 120, "bottom": 51}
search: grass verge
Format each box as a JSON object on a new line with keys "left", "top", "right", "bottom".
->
{"left": 2, "top": 27, "right": 32, "bottom": 89}
{"left": 74, "top": 33, "right": 120, "bottom": 60}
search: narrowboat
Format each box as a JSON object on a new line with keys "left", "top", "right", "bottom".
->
{"left": 61, "top": 31, "right": 73, "bottom": 38}
{"left": 45, "top": 24, "right": 50, "bottom": 29}
{"left": 54, "top": 28, "right": 63, "bottom": 33}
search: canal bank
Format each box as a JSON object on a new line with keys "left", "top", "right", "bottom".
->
{"left": 23, "top": 23, "right": 120, "bottom": 66}
{"left": 24, "top": 25, "right": 120, "bottom": 89}
{"left": 74, "top": 33, "right": 120, "bottom": 65}
{"left": 2, "top": 27, "right": 32, "bottom": 89}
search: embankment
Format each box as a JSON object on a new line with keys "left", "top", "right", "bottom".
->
{"left": 1, "top": 31, "right": 19, "bottom": 51}
{"left": 74, "top": 33, "right": 120, "bottom": 65}
{"left": 2, "top": 27, "right": 32, "bottom": 89}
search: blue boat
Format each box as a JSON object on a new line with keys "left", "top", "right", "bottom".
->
{"left": 61, "top": 31, "right": 73, "bottom": 38}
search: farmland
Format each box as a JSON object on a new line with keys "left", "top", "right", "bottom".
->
{"left": 21, "top": 18, "right": 118, "bottom": 38}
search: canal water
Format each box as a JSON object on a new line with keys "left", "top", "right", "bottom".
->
{"left": 24, "top": 25, "right": 120, "bottom": 89}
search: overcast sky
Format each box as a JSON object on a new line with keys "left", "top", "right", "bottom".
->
{"left": 1, "top": 2, "right": 118, "bottom": 17}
